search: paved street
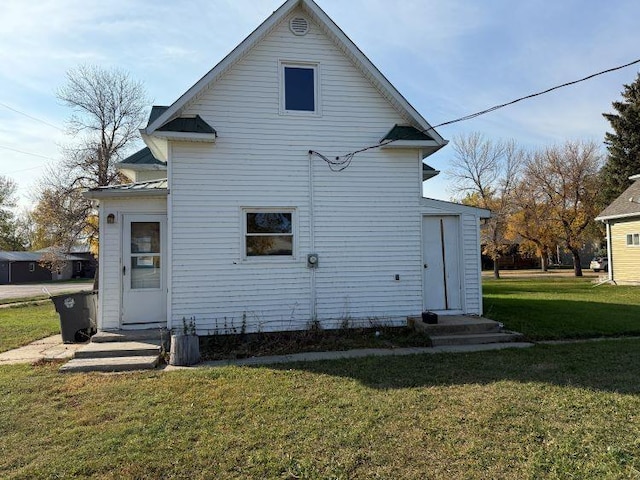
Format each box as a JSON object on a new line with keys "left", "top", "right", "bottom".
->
{"left": 0, "top": 281, "right": 94, "bottom": 301}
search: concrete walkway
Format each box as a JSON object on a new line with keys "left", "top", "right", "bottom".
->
{"left": 0, "top": 335, "right": 86, "bottom": 365}
{"left": 164, "top": 342, "right": 535, "bottom": 370}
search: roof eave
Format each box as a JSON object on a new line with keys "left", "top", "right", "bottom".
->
{"left": 83, "top": 189, "right": 168, "bottom": 200}
{"left": 422, "top": 170, "right": 441, "bottom": 181}
{"left": 381, "top": 139, "right": 448, "bottom": 159}
{"left": 595, "top": 211, "right": 640, "bottom": 222}
{"left": 118, "top": 163, "right": 167, "bottom": 171}
{"left": 421, "top": 197, "right": 492, "bottom": 218}
{"left": 152, "top": 131, "right": 217, "bottom": 143}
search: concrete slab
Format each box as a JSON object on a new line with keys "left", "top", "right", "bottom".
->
{"left": 0, "top": 335, "right": 86, "bottom": 365}
{"left": 74, "top": 341, "right": 162, "bottom": 359}
{"left": 164, "top": 342, "right": 535, "bottom": 370}
{"left": 429, "top": 332, "right": 524, "bottom": 347}
{"left": 59, "top": 355, "right": 160, "bottom": 373}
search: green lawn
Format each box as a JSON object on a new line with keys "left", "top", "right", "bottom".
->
{"left": 483, "top": 277, "right": 640, "bottom": 340}
{"left": 0, "top": 304, "right": 60, "bottom": 353}
{"left": 1, "top": 340, "right": 640, "bottom": 479}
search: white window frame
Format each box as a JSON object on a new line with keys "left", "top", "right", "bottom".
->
{"left": 242, "top": 207, "right": 297, "bottom": 261}
{"left": 279, "top": 60, "right": 321, "bottom": 116}
{"left": 626, "top": 233, "right": 640, "bottom": 246}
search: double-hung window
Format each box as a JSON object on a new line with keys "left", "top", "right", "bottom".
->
{"left": 280, "top": 62, "right": 319, "bottom": 114}
{"left": 244, "top": 210, "right": 295, "bottom": 258}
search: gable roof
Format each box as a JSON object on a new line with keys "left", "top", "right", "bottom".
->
{"left": 596, "top": 176, "right": 640, "bottom": 221}
{"left": 422, "top": 162, "right": 440, "bottom": 181}
{"left": 119, "top": 147, "right": 165, "bottom": 167}
{"left": 157, "top": 115, "right": 216, "bottom": 135}
{"left": 143, "top": 0, "right": 446, "bottom": 150}
{"left": 384, "top": 125, "right": 434, "bottom": 142}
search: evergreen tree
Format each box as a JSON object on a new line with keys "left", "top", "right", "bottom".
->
{"left": 601, "top": 73, "right": 640, "bottom": 204}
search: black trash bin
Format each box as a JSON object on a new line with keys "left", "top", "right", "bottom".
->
{"left": 51, "top": 291, "right": 98, "bottom": 343}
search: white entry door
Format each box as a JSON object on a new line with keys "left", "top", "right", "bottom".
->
{"left": 122, "top": 215, "right": 167, "bottom": 328}
{"left": 422, "top": 216, "right": 462, "bottom": 311}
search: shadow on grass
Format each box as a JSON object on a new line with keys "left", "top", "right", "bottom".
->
{"left": 262, "top": 339, "right": 640, "bottom": 395}
{"left": 482, "top": 299, "right": 640, "bottom": 340}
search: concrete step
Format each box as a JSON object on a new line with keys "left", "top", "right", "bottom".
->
{"left": 59, "top": 355, "right": 160, "bottom": 373}
{"left": 74, "top": 341, "right": 162, "bottom": 359}
{"left": 429, "top": 332, "right": 524, "bottom": 347}
{"left": 91, "top": 329, "right": 168, "bottom": 344}
{"left": 409, "top": 316, "right": 501, "bottom": 335}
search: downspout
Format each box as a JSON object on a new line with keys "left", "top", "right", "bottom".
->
{"left": 8, "top": 261, "right": 12, "bottom": 284}
{"left": 166, "top": 143, "right": 173, "bottom": 332}
{"left": 605, "top": 221, "right": 614, "bottom": 283}
{"left": 308, "top": 151, "right": 317, "bottom": 321}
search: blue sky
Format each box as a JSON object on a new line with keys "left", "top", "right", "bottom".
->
{"left": 1, "top": 0, "right": 640, "bottom": 209}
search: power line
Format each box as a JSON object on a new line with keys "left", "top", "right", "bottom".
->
{"left": 0, "top": 144, "right": 56, "bottom": 162}
{"left": 0, "top": 102, "right": 65, "bottom": 132}
{"left": 312, "top": 57, "right": 640, "bottom": 170}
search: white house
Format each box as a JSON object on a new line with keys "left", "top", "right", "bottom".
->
{"left": 86, "top": 0, "right": 490, "bottom": 334}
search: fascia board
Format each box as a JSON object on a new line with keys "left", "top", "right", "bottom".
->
{"left": 153, "top": 132, "right": 217, "bottom": 143}
{"left": 421, "top": 197, "right": 492, "bottom": 218}
{"left": 83, "top": 189, "right": 168, "bottom": 200}
{"left": 595, "top": 212, "right": 640, "bottom": 222}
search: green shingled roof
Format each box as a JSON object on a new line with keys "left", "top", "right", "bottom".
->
{"left": 118, "top": 147, "right": 164, "bottom": 166}
{"left": 383, "top": 125, "right": 434, "bottom": 142}
{"left": 157, "top": 115, "right": 216, "bottom": 134}
{"left": 148, "top": 106, "right": 169, "bottom": 126}
{"left": 422, "top": 162, "right": 440, "bottom": 181}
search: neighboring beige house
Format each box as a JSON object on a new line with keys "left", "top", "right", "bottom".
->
{"left": 595, "top": 174, "right": 640, "bottom": 284}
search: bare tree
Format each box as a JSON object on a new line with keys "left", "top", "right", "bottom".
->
{"left": 523, "top": 140, "right": 603, "bottom": 276}
{"left": 447, "top": 133, "right": 523, "bottom": 279}
{"left": 31, "top": 65, "right": 149, "bottom": 257}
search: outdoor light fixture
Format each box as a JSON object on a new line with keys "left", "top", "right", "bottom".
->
{"left": 107, "top": 213, "right": 116, "bottom": 224}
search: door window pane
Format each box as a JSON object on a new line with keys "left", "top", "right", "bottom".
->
{"left": 130, "top": 222, "right": 161, "bottom": 289}
{"left": 131, "top": 222, "right": 160, "bottom": 253}
{"left": 131, "top": 256, "right": 161, "bottom": 289}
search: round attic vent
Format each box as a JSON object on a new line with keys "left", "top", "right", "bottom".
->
{"left": 290, "top": 16, "right": 309, "bottom": 36}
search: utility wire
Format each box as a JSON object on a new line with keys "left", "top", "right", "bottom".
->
{"left": 312, "top": 57, "right": 640, "bottom": 170}
{"left": 0, "top": 144, "right": 56, "bottom": 162}
{"left": 0, "top": 101, "right": 65, "bottom": 132}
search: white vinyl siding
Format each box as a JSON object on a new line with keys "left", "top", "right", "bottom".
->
{"left": 97, "top": 197, "right": 167, "bottom": 330}
{"left": 162, "top": 9, "right": 483, "bottom": 332}
{"left": 169, "top": 9, "right": 420, "bottom": 333}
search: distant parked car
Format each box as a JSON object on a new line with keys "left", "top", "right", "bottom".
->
{"left": 590, "top": 257, "right": 608, "bottom": 272}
